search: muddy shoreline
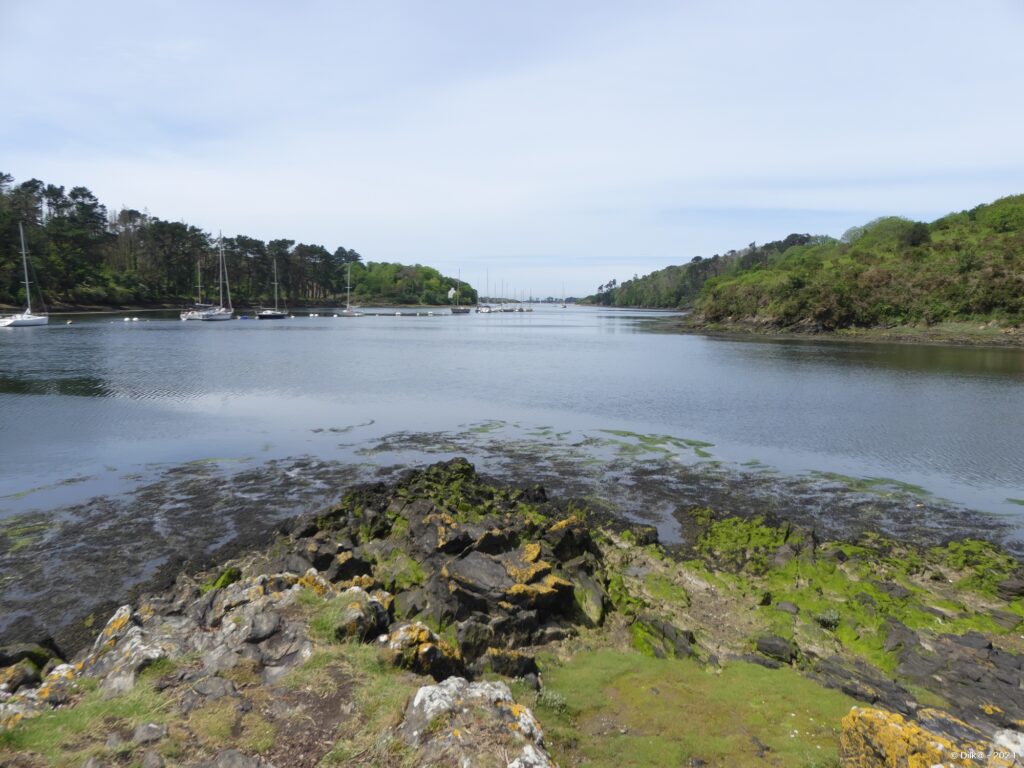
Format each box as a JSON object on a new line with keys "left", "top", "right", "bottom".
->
{"left": 2, "top": 431, "right": 1021, "bottom": 658}
{"left": 657, "top": 316, "right": 1024, "bottom": 348}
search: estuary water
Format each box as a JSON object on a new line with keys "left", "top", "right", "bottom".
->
{"left": 1, "top": 306, "right": 1023, "bottom": 524}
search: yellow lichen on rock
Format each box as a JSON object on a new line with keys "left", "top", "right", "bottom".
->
{"left": 548, "top": 516, "right": 579, "bottom": 534}
{"left": 297, "top": 568, "right": 331, "bottom": 596}
{"left": 521, "top": 541, "right": 542, "bottom": 563}
{"left": 504, "top": 558, "right": 552, "bottom": 584}
{"left": 839, "top": 706, "right": 1000, "bottom": 768}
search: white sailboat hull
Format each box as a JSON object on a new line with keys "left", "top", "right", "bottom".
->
{"left": 0, "top": 313, "right": 48, "bottom": 327}
{"left": 200, "top": 308, "right": 233, "bottom": 321}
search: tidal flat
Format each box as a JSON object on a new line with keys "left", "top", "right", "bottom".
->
{"left": 2, "top": 424, "right": 1019, "bottom": 657}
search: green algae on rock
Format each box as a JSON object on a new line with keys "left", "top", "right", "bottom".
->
{"left": 1, "top": 458, "right": 1022, "bottom": 767}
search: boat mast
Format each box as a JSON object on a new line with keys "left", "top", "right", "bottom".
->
{"left": 217, "top": 236, "right": 224, "bottom": 308}
{"left": 222, "top": 237, "right": 233, "bottom": 311}
{"left": 456, "top": 270, "right": 461, "bottom": 307}
{"left": 272, "top": 259, "right": 280, "bottom": 311}
{"left": 346, "top": 261, "right": 352, "bottom": 311}
{"left": 18, "top": 222, "right": 32, "bottom": 314}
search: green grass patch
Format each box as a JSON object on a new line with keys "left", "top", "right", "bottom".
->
{"left": 642, "top": 572, "right": 690, "bottom": 606}
{"left": 0, "top": 666, "right": 171, "bottom": 765}
{"left": 299, "top": 643, "right": 420, "bottom": 766}
{"left": 532, "top": 648, "right": 854, "bottom": 767}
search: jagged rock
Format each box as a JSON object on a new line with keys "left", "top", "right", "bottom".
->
{"left": 266, "top": 554, "right": 314, "bottom": 577}
{"left": 0, "top": 642, "right": 61, "bottom": 669}
{"left": 810, "top": 656, "right": 915, "bottom": 716}
{"left": 881, "top": 619, "right": 918, "bottom": 654}
{"left": 323, "top": 550, "right": 373, "bottom": 582}
{"left": 504, "top": 575, "right": 575, "bottom": 612}
{"left": 995, "top": 575, "right": 1024, "bottom": 601}
{"left": 0, "top": 659, "right": 40, "bottom": 694}
{"left": 132, "top": 722, "right": 167, "bottom": 744}
{"left": 474, "top": 647, "right": 539, "bottom": 678}
{"left": 447, "top": 551, "right": 513, "bottom": 602}
{"left": 327, "top": 587, "right": 390, "bottom": 641}
{"left": 193, "top": 676, "right": 237, "bottom": 699}
{"left": 755, "top": 635, "right": 796, "bottom": 664}
{"left": 839, "top": 706, "right": 1022, "bottom": 767}
{"left": 634, "top": 616, "right": 696, "bottom": 659}
{"left": 895, "top": 633, "right": 1024, "bottom": 730}
{"left": 398, "top": 677, "right": 555, "bottom": 767}
{"left": 242, "top": 611, "right": 280, "bottom": 644}
{"left": 141, "top": 749, "right": 164, "bottom": 768}
{"left": 456, "top": 616, "right": 494, "bottom": 659}
{"left": 775, "top": 601, "right": 799, "bottom": 615}
{"left": 873, "top": 581, "right": 912, "bottom": 600}
{"left": 379, "top": 622, "right": 463, "bottom": 680}
{"left": 570, "top": 570, "right": 606, "bottom": 627}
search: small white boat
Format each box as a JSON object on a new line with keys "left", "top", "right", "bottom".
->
{"left": 1, "top": 223, "right": 48, "bottom": 328}
{"left": 181, "top": 260, "right": 210, "bottom": 320}
{"left": 339, "top": 262, "right": 362, "bottom": 317}
{"left": 257, "top": 260, "right": 288, "bottom": 320}
{"left": 200, "top": 236, "right": 234, "bottom": 321}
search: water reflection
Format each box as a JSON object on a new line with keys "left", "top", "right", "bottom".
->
{"left": 714, "top": 335, "right": 1024, "bottom": 378}
{"left": 1, "top": 307, "right": 1022, "bottom": 521}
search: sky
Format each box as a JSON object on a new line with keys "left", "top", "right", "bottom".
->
{"left": 3, "top": 1, "right": 1024, "bottom": 298}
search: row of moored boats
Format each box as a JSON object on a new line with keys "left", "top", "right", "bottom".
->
{"left": 3, "top": 229, "right": 565, "bottom": 328}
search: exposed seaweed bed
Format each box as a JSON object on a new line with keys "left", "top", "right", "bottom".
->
{"left": 1, "top": 426, "right": 1020, "bottom": 658}
{"left": 1, "top": 457, "right": 1022, "bottom": 767}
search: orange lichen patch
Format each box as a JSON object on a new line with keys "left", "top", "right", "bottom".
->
{"left": 507, "top": 573, "right": 573, "bottom": 603}
{"left": 498, "top": 601, "right": 515, "bottom": 611}
{"left": 298, "top": 569, "right": 331, "bottom": 596}
{"left": 548, "top": 516, "right": 579, "bottom": 534}
{"left": 980, "top": 703, "right": 1004, "bottom": 715}
{"left": 504, "top": 559, "right": 552, "bottom": 585}
{"left": 839, "top": 707, "right": 990, "bottom": 768}
{"left": 101, "top": 608, "right": 131, "bottom": 639}
{"left": 372, "top": 590, "right": 394, "bottom": 610}
{"left": 337, "top": 575, "right": 375, "bottom": 590}
{"left": 521, "top": 542, "right": 542, "bottom": 563}
{"left": 336, "top": 551, "right": 354, "bottom": 567}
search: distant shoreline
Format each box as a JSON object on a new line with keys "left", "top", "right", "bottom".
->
{"left": 656, "top": 316, "right": 1024, "bottom": 349}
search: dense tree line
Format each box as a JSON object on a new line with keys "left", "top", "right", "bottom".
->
{"left": 585, "top": 194, "right": 1024, "bottom": 329}
{"left": 694, "top": 198, "right": 1024, "bottom": 328}
{"left": 0, "top": 173, "right": 475, "bottom": 307}
{"left": 587, "top": 234, "right": 814, "bottom": 308}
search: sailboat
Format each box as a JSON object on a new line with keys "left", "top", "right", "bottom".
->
{"left": 257, "top": 259, "right": 287, "bottom": 320}
{"left": 339, "top": 261, "right": 361, "bottom": 317}
{"left": 561, "top": 283, "right": 567, "bottom": 309}
{"left": 180, "top": 260, "right": 213, "bottom": 320}
{"left": 200, "top": 236, "right": 233, "bottom": 321}
{"left": 1, "top": 223, "right": 48, "bottom": 327}
{"left": 476, "top": 271, "right": 492, "bottom": 313}
{"left": 450, "top": 270, "right": 470, "bottom": 314}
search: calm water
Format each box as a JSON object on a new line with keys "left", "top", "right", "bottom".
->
{"left": 2, "top": 306, "right": 1023, "bottom": 523}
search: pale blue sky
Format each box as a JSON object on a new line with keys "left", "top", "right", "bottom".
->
{"left": 3, "top": 1, "right": 1023, "bottom": 297}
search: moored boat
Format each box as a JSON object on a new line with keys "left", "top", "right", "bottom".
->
{"left": 0, "top": 223, "right": 48, "bottom": 328}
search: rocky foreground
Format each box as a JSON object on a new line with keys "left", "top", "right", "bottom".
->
{"left": 1, "top": 459, "right": 1023, "bottom": 767}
